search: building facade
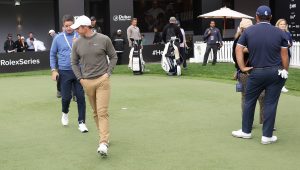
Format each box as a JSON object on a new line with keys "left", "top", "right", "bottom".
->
{"left": 0, "top": 0, "right": 298, "bottom": 53}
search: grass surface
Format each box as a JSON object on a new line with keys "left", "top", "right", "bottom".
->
{"left": 0, "top": 75, "right": 299, "bottom": 170}
{"left": 1, "top": 63, "right": 299, "bottom": 96}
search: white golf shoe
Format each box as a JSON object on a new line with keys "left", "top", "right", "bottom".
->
{"left": 281, "top": 86, "right": 289, "bottom": 93}
{"left": 61, "top": 112, "right": 69, "bottom": 126}
{"left": 232, "top": 129, "right": 252, "bottom": 139}
{"left": 97, "top": 143, "right": 109, "bottom": 157}
{"left": 261, "top": 136, "right": 278, "bottom": 145}
{"left": 78, "top": 123, "right": 88, "bottom": 133}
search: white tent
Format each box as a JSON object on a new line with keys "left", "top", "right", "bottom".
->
{"left": 198, "top": 6, "right": 254, "bottom": 32}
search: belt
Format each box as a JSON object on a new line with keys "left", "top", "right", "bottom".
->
{"left": 252, "top": 65, "right": 281, "bottom": 69}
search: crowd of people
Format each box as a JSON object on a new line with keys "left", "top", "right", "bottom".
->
{"left": 3, "top": 32, "right": 46, "bottom": 53}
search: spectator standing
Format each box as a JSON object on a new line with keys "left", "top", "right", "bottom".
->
{"left": 26, "top": 32, "right": 36, "bottom": 52}
{"left": 202, "top": 21, "right": 223, "bottom": 66}
{"left": 232, "top": 18, "right": 265, "bottom": 125}
{"left": 4, "top": 34, "right": 16, "bottom": 53}
{"left": 90, "top": 16, "right": 102, "bottom": 33}
{"left": 153, "top": 27, "right": 162, "bottom": 44}
{"left": 15, "top": 36, "right": 28, "bottom": 52}
{"left": 178, "top": 21, "right": 189, "bottom": 69}
{"left": 112, "top": 29, "right": 126, "bottom": 65}
{"left": 275, "top": 19, "right": 293, "bottom": 93}
{"left": 127, "top": 18, "right": 142, "bottom": 48}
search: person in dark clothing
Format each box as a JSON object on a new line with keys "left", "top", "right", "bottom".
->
{"left": 15, "top": 36, "right": 28, "bottom": 52}
{"left": 112, "top": 29, "right": 126, "bottom": 65}
{"left": 153, "top": 27, "right": 162, "bottom": 44}
{"left": 161, "top": 17, "right": 183, "bottom": 62}
{"left": 232, "top": 6, "right": 289, "bottom": 144}
{"left": 162, "top": 17, "right": 183, "bottom": 44}
{"left": 90, "top": 16, "right": 102, "bottom": 33}
{"left": 202, "top": 21, "right": 223, "bottom": 66}
{"left": 4, "top": 34, "right": 16, "bottom": 53}
{"left": 232, "top": 18, "right": 265, "bottom": 125}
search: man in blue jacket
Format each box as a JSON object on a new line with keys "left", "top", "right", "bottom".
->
{"left": 50, "top": 14, "right": 88, "bottom": 133}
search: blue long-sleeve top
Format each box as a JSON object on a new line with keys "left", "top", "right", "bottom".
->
{"left": 50, "top": 31, "right": 78, "bottom": 70}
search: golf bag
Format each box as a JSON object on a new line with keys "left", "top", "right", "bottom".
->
{"left": 128, "top": 39, "right": 145, "bottom": 75}
{"left": 161, "top": 37, "right": 181, "bottom": 76}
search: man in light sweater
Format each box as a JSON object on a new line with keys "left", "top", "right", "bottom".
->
{"left": 50, "top": 14, "right": 88, "bottom": 133}
{"left": 71, "top": 15, "right": 118, "bottom": 157}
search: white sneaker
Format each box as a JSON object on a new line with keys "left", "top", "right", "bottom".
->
{"left": 261, "top": 136, "right": 278, "bottom": 144}
{"left": 61, "top": 112, "right": 69, "bottom": 126}
{"left": 281, "top": 86, "right": 289, "bottom": 93}
{"left": 78, "top": 123, "right": 88, "bottom": 133}
{"left": 97, "top": 143, "right": 109, "bottom": 157}
{"left": 232, "top": 129, "right": 252, "bottom": 139}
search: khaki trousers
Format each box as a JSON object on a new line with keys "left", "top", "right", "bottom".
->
{"left": 81, "top": 75, "right": 110, "bottom": 144}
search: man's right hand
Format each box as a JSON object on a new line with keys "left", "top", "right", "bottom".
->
{"left": 51, "top": 70, "right": 59, "bottom": 81}
{"left": 240, "top": 66, "right": 253, "bottom": 74}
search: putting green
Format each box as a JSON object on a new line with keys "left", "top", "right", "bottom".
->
{"left": 0, "top": 75, "right": 299, "bottom": 170}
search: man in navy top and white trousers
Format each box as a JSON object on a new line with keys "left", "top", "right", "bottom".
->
{"left": 232, "top": 5, "right": 289, "bottom": 144}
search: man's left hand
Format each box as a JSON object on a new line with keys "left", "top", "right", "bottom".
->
{"left": 278, "top": 69, "right": 288, "bottom": 79}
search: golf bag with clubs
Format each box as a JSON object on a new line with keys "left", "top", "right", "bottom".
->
{"left": 128, "top": 38, "right": 145, "bottom": 75}
{"left": 161, "top": 36, "right": 182, "bottom": 76}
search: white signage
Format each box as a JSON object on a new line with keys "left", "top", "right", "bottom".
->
{"left": 113, "top": 15, "right": 131, "bottom": 21}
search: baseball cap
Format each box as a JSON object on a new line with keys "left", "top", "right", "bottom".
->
{"left": 48, "top": 29, "right": 55, "bottom": 34}
{"left": 70, "top": 15, "right": 92, "bottom": 29}
{"left": 90, "top": 16, "right": 96, "bottom": 21}
{"left": 256, "top": 5, "right": 271, "bottom": 16}
{"left": 117, "top": 29, "right": 122, "bottom": 33}
{"left": 169, "top": 17, "right": 177, "bottom": 23}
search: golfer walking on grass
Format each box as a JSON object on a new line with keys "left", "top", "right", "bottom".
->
{"left": 71, "top": 15, "right": 118, "bottom": 156}
{"left": 50, "top": 14, "right": 88, "bottom": 133}
{"left": 232, "top": 6, "right": 289, "bottom": 144}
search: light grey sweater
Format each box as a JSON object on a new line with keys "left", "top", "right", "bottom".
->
{"left": 72, "top": 33, "right": 118, "bottom": 79}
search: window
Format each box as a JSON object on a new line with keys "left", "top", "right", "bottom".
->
{"left": 133, "top": 0, "right": 193, "bottom": 32}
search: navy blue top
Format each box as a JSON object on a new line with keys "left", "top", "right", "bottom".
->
{"left": 204, "top": 27, "right": 222, "bottom": 45}
{"left": 237, "top": 22, "right": 288, "bottom": 68}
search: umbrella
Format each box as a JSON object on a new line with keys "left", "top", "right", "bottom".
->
{"left": 198, "top": 6, "right": 254, "bottom": 33}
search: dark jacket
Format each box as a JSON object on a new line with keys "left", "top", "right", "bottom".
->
{"left": 92, "top": 25, "right": 102, "bottom": 33}
{"left": 15, "top": 40, "right": 28, "bottom": 52}
{"left": 153, "top": 32, "right": 162, "bottom": 44}
{"left": 162, "top": 23, "right": 183, "bottom": 43}
{"left": 204, "top": 27, "right": 222, "bottom": 45}
{"left": 232, "top": 35, "right": 249, "bottom": 70}
{"left": 112, "top": 34, "right": 126, "bottom": 52}
{"left": 4, "top": 40, "right": 15, "bottom": 53}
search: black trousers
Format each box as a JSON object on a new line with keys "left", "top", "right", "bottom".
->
{"left": 180, "top": 47, "right": 187, "bottom": 68}
{"left": 116, "top": 52, "right": 123, "bottom": 65}
{"left": 203, "top": 44, "right": 218, "bottom": 65}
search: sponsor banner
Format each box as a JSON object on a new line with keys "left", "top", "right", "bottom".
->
{"left": 113, "top": 15, "right": 132, "bottom": 22}
{"left": 119, "top": 44, "right": 165, "bottom": 64}
{"left": 0, "top": 51, "right": 50, "bottom": 73}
